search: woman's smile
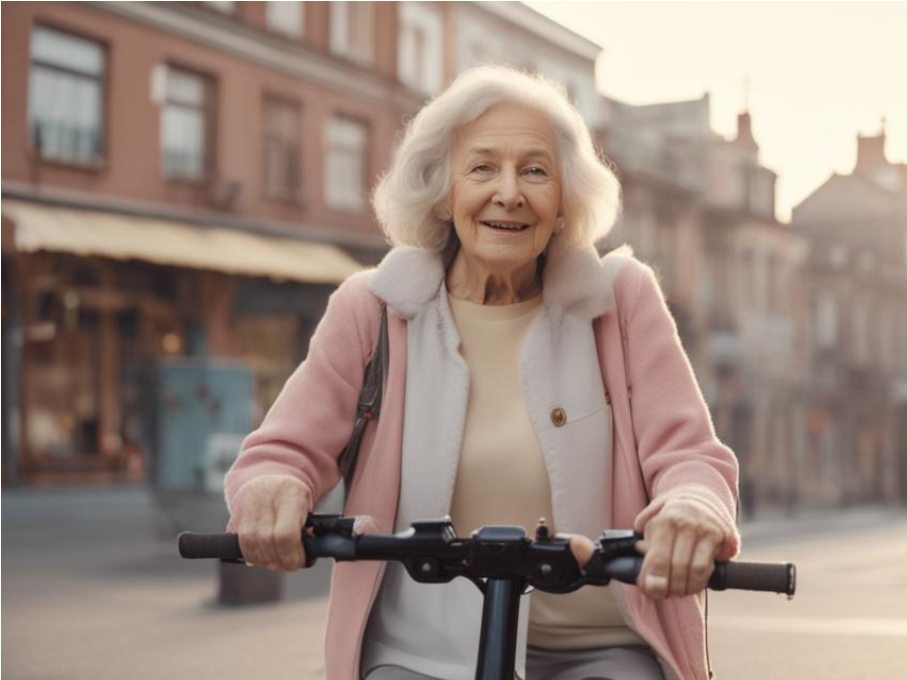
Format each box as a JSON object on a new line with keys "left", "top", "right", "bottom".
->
{"left": 480, "top": 219, "right": 533, "bottom": 233}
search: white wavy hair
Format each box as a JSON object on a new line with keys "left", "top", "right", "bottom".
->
{"left": 372, "top": 65, "right": 622, "bottom": 250}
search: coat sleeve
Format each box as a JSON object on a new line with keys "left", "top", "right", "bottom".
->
{"left": 621, "top": 263, "right": 741, "bottom": 560}
{"left": 223, "top": 274, "right": 377, "bottom": 517}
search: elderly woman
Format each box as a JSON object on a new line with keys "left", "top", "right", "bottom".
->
{"left": 224, "top": 66, "right": 740, "bottom": 680}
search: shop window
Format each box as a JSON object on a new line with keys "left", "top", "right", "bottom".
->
{"left": 266, "top": 1, "right": 303, "bottom": 37}
{"left": 161, "top": 66, "right": 213, "bottom": 181}
{"left": 324, "top": 115, "right": 368, "bottom": 212}
{"left": 263, "top": 95, "right": 302, "bottom": 201}
{"left": 330, "top": 1, "right": 374, "bottom": 65}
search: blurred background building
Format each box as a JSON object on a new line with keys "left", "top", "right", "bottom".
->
{"left": 2, "top": 1, "right": 905, "bottom": 515}
{"left": 2, "top": 0, "right": 419, "bottom": 488}
{"left": 792, "top": 127, "right": 907, "bottom": 507}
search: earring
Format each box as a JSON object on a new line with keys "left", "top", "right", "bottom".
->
{"left": 554, "top": 217, "right": 565, "bottom": 234}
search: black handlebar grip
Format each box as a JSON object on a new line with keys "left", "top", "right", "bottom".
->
{"left": 710, "top": 561, "right": 796, "bottom": 596}
{"left": 176, "top": 531, "right": 355, "bottom": 566}
{"left": 178, "top": 532, "right": 243, "bottom": 561}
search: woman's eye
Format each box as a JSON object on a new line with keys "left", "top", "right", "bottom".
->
{"left": 525, "top": 166, "right": 548, "bottom": 177}
{"left": 471, "top": 164, "right": 493, "bottom": 173}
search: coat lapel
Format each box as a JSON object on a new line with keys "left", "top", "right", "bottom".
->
{"left": 367, "top": 236, "right": 628, "bottom": 323}
{"left": 367, "top": 237, "right": 634, "bottom": 534}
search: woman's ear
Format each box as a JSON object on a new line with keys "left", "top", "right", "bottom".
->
{"left": 436, "top": 204, "right": 452, "bottom": 222}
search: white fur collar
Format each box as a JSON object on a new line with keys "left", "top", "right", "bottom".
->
{"left": 367, "top": 236, "right": 631, "bottom": 322}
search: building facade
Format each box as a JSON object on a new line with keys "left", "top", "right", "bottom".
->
{"left": 792, "top": 128, "right": 907, "bottom": 506}
{"left": 5, "top": 1, "right": 902, "bottom": 511}
{"left": 2, "top": 0, "right": 422, "bottom": 485}
{"left": 602, "top": 95, "right": 809, "bottom": 515}
{"left": 2, "top": 0, "right": 606, "bottom": 488}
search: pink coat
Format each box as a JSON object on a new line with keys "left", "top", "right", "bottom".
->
{"left": 225, "top": 242, "right": 740, "bottom": 680}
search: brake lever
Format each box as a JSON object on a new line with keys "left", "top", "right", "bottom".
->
{"left": 579, "top": 530, "right": 643, "bottom": 584}
{"left": 530, "top": 528, "right": 642, "bottom": 592}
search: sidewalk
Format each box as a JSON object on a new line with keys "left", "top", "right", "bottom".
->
{"left": 2, "top": 485, "right": 333, "bottom": 680}
{"left": 738, "top": 504, "right": 907, "bottom": 545}
{"left": 2, "top": 485, "right": 903, "bottom": 679}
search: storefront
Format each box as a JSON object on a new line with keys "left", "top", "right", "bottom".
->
{"left": 2, "top": 199, "right": 362, "bottom": 486}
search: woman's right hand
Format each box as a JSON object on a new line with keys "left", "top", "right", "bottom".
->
{"left": 228, "top": 475, "right": 313, "bottom": 571}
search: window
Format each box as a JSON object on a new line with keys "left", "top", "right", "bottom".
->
{"left": 202, "top": 1, "right": 234, "bottom": 14}
{"left": 325, "top": 116, "right": 368, "bottom": 212}
{"left": 857, "top": 250, "right": 876, "bottom": 272}
{"left": 766, "top": 253, "right": 779, "bottom": 315}
{"left": 470, "top": 41, "right": 489, "bottom": 68}
{"left": 739, "top": 248, "right": 755, "bottom": 307}
{"left": 753, "top": 250, "right": 768, "bottom": 312}
{"left": 879, "top": 305, "right": 894, "bottom": 368}
{"left": 814, "top": 290, "right": 837, "bottom": 349}
{"left": 398, "top": 3, "right": 443, "bottom": 95}
{"left": 266, "top": 1, "right": 303, "bottom": 38}
{"left": 263, "top": 95, "right": 301, "bottom": 201}
{"left": 828, "top": 243, "right": 849, "bottom": 268}
{"left": 635, "top": 207, "right": 656, "bottom": 260}
{"left": 701, "top": 257, "right": 716, "bottom": 309}
{"left": 655, "top": 221, "right": 676, "bottom": 291}
{"left": 565, "top": 82, "right": 578, "bottom": 105}
{"left": 28, "top": 25, "right": 105, "bottom": 165}
{"left": 852, "top": 301, "right": 871, "bottom": 365}
{"left": 901, "top": 310, "right": 907, "bottom": 367}
{"left": 401, "top": 24, "right": 428, "bottom": 90}
{"left": 330, "top": 2, "right": 374, "bottom": 65}
{"left": 161, "top": 67, "right": 212, "bottom": 181}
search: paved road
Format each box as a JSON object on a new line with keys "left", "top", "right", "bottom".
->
{"left": 2, "top": 486, "right": 334, "bottom": 680}
{"left": 708, "top": 508, "right": 907, "bottom": 679}
{"left": 3, "top": 486, "right": 906, "bottom": 679}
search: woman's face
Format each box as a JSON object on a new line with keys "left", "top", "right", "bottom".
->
{"left": 446, "top": 103, "right": 562, "bottom": 272}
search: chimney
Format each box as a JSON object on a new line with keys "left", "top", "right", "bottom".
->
{"left": 736, "top": 111, "right": 758, "bottom": 150}
{"left": 735, "top": 78, "right": 758, "bottom": 152}
{"left": 856, "top": 120, "right": 888, "bottom": 170}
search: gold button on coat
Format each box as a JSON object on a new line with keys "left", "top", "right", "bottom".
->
{"left": 550, "top": 407, "right": 567, "bottom": 427}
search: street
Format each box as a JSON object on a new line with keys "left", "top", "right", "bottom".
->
{"left": 708, "top": 509, "right": 907, "bottom": 678}
{"left": 2, "top": 486, "right": 906, "bottom": 679}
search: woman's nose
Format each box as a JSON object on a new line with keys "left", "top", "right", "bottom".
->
{"left": 492, "top": 169, "right": 525, "bottom": 209}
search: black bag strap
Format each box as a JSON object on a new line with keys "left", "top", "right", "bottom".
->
{"left": 337, "top": 305, "right": 389, "bottom": 492}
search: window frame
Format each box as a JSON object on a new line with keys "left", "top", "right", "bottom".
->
{"left": 323, "top": 111, "right": 372, "bottom": 215}
{"left": 264, "top": 0, "right": 306, "bottom": 40}
{"left": 261, "top": 91, "right": 305, "bottom": 205}
{"left": 25, "top": 19, "right": 111, "bottom": 172}
{"left": 160, "top": 63, "right": 217, "bottom": 184}
{"left": 329, "top": 1, "right": 375, "bottom": 66}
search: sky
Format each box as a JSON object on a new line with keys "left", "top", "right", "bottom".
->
{"left": 525, "top": 1, "right": 907, "bottom": 222}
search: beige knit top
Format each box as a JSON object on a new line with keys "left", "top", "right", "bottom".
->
{"left": 448, "top": 293, "right": 644, "bottom": 650}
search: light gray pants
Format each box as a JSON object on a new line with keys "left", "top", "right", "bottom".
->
{"left": 363, "top": 645, "right": 664, "bottom": 680}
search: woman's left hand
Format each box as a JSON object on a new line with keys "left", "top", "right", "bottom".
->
{"left": 634, "top": 496, "right": 726, "bottom": 599}
{"left": 567, "top": 494, "right": 729, "bottom": 599}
